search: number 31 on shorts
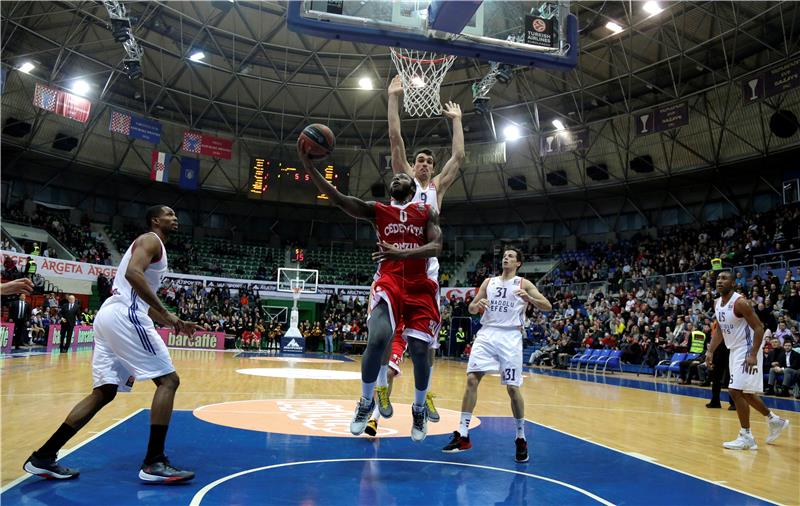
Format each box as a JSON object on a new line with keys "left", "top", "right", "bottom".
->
{"left": 503, "top": 368, "right": 516, "bottom": 381}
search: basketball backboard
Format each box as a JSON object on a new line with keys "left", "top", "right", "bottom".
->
{"left": 287, "top": 1, "right": 577, "bottom": 70}
{"left": 277, "top": 267, "right": 319, "bottom": 294}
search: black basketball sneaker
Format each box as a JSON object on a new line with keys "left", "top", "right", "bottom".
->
{"left": 23, "top": 453, "right": 80, "bottom": 480}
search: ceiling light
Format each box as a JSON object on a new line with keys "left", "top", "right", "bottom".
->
{"left": 643, "top": 1, "right": 663, "bottom": 15}
{"left": 503, "top": 125, "right": 521, "bottom": 141}
{"left": 189, "top": 51, "right": 205, "bottom": 62}
{"left": 71, "top": 80, "right": 90, "bottom": 96}
{"left": 18, "top": 62, "right": 35, "bottom": 74}
{"left": 552, "top": 119, "right": 565, "bottom": 130}
{"left": 358, "top": 77, "right": 373, "bottom": 90}
{"left": 605, "top": 21, "right": 623, "bottom": 34}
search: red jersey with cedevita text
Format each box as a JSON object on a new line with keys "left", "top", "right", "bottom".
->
{"left": 374, "top": 201, "right": 431, "bottom": 281}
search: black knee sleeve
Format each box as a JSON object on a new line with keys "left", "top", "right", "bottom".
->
{"left": 96, "top": 384, "right": 118, "bottom": 405}
{"left": 362, "top": 301, "right": 394, "bottom": 382}
{"left": 407, "top": 338, "right": 431, "bottom": 391}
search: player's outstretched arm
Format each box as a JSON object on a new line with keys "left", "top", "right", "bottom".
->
{"left": 388, "top": 76, "right": 413, "bottom": 177}
{"left": 433, "top": 101, "right": 466, "bottom": 205}
{"left": 516, "top": 279, "right": 553, "bottom": 311}
{"left": 126, "top": 234, "right": 180, "bottom": 330}
{"left": 298, "top": 146, "right": 375, "bottom": 221}
{"left": 468, "top": 278, "right": 491, "bottom": 315}
{"left": 0, "top": 277, "right": 34, "bottom": 295}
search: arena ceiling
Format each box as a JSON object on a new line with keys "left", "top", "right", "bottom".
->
{"left": 1, "top": 1, "right": 798, "bottom": 209}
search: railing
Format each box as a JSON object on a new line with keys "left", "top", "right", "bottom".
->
{"left": 539, "top": 256, "right": 800, "bottom": 298}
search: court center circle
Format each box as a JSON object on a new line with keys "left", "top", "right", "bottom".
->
{"left": 191, "top": 458, "right": 614, "bottom": 506}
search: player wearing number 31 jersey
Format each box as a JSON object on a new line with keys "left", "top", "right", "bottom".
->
{"left": 443, "top": 247, "right": 552, "bottom": 463}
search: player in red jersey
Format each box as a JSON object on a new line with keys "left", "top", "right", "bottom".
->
{"left": 298, "top": 146, "right": 442, "bottom": 442}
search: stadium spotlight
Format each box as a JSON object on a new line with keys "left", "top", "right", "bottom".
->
{"left": 503, "top": 125, "right": 521, "bottom": 141}
{"left": 71, "top": 80, "right": 90, "bottom": 96}
{"left": 18, "top": 61, "right": 35, "bottom": 74}
{"left": 123, "top": 59, "right": 142, "bottom": 80}
{"left": 552, "top": 119, "right": 565, "bottom": 130}
{"left": 358, "top": 77, "right": 373, "bottom": 90}
{"left": 473, "top": 96, "right": 491, "bottom": 115}
{"left": 110, "top": 18, "right": 131, "bottom": 42}
{"left": 495, "top": 64, "right": 514, "bottom": 84}
{"left": 643, "top": 1, "right": 663, "bottom": 15}
{"left": 605, "top": 21, "right": 623, "bottom": 34}
{"left": 189, "top": 50, "right": 205, "bottom": 62}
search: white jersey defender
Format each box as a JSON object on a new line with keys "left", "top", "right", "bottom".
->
{"left": 92, "top": 232, "right": 175, "bottom": 391}
{"left": 714, "top": 292, "right": 763, "bottom": 394}
{"left": 468, "top": 276, "right": 527, "bottom": 386}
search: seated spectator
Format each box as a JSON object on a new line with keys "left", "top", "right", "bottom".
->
{"left": 767, "top": 339, "right": 800, "bottom": 397}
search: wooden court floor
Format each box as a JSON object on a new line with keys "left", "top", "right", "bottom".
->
{"left": 2, "top": 349, "right": 798, "bottom": 504}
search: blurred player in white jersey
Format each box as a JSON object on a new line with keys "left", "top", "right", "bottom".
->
{"left": 443, "top": 248, "right": 552, "bottom": 462}
{"left": 364, "top": 75, "right": 465, "bottom": 437}
{"left": 707, "top": 270, "right": 789, "bottom": 450}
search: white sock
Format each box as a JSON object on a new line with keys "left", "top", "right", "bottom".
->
{"left": 362, "top": 381, "right": 376, "bottom": 402}
{"left": 515, "top": 418, "right": 526, "bottom": 440}
{"left": 767, "top": 411, "right": 778, "bottom": 421}
{"left": 414, "top": 388, "right": 427, "bottom": 407}
{"left": 459, "top": 412, "right": 472, "bottom": 437}
{"left": 377, "top": 365, "right": 389, "bottom": 387}
{"left": 371, "top": 404, "right": 381, "bottom": 421}
{"left": 740, "top": 427, "right": 752, "bottom": 435}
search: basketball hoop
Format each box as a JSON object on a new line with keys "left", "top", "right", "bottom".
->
{"left": 290, "top": 279, "right": 305, "bottom": 305}
{"left": 391, "top": 48, "right": 455, "bottom": 117}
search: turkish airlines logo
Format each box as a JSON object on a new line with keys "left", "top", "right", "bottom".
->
{"left": 532, "top": 18, "right": 546, "bottom": 32}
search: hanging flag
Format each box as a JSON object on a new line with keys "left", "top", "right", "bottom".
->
{"left": 0, "top": 68, "right": 6, "bottom": 95}
{"left": 179, "top": 158, "right": 200, "bottom": 190}
{"left": 109, "top": 110, "right": 162, "bottom": 144}
{"left": 150, "top": 151, "right": 171, "bottom": 183}
{"left": 181, "top": 131, "right": 233, "bottom": 159}
{"left": 32, "top": 83, "right": 91, "bottom": 123}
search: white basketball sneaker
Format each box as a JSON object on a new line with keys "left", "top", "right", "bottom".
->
{"left": 410, "top": 404, "right": 428, "bottom": 442}
{"left": 766, "top": 417, "right": 789, "bottom": 444}
{"left": 350, "top": 397, "right": 375, "bottom": 436}
{"left": 723, "top": 431, "right": 758, "bottom": 450}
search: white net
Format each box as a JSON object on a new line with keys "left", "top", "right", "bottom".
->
{"left": 390, "top": 48, "right": 456, "bottom": 117}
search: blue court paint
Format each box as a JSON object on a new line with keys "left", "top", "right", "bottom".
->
{"left": 1, "top": 411, "right": 776, "bottom": 505}
{"left": 522, "top": 365, "right": 800, "bottom": 413}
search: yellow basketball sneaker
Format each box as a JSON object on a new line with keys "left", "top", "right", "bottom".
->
{"left": 364, "top": 418, "right": 378, "bottom": 437}
{"left": 375, "top": 386, "right": 393, "bottom": 418}
{"left": 426, "top": 392, "right": 440, "bottom": 423}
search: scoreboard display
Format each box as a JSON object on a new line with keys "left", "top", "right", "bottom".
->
{"left": 248, "top": 157, "right": 349, "bottom": 201}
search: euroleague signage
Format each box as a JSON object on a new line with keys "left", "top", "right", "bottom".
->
{"left": 524, "top": 15, "right": 555, "bottom": 48}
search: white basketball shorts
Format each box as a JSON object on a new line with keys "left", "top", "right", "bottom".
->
{"left": 91, "top": 298, "right": 175, "bottom": 391}
{"left": 466, "top": 326, "right": 524, "bottom": 387}
{"left": 728, "top": 344, "right": 764, "bottom": 394}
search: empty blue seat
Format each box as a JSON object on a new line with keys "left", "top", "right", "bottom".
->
{"left": 569, "top": 348, "right": 591, "bottom": 369}
{"left": 598, "top": 350, "right": 623, "bottom": 373}
{"left": 655, "top": 353, "right": 687, "bottom": 379}
{"left": 586, "top": 349, "right": 611, "bottom": 371}
{"left": 577, "top": 349, "right": 602, "bottom": 369}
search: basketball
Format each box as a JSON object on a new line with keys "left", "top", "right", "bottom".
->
{"left": 298, "top": 123, "right": 335, "bottom": 159}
